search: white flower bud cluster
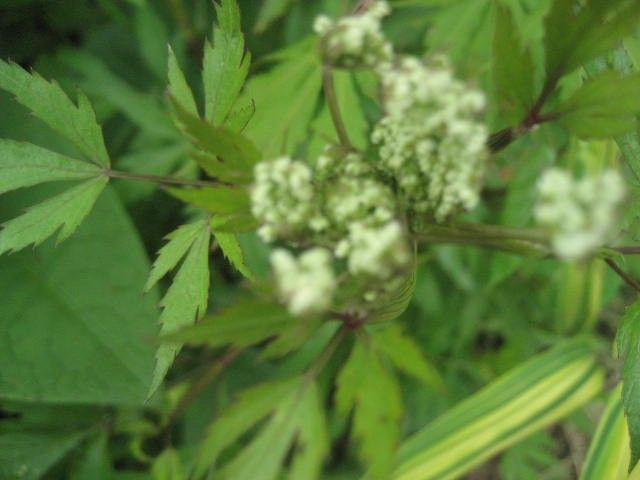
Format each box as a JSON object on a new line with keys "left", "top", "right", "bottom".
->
{"left": 251, "top": 157, "right": 317, "bottom": 242}
{"left": 313, "top": 1, "right": 392, "bottom": 69}
{"left": 372, "top": 57, "right": 488, "bottom": 221}
{"left": 534, "top": 168, "right": 625, "bottom": 260}
{"left": 271, "top": 248, "right": 336, "bottom": 317}
{"left": 252, "top": 148, "right": 413, "bottom": 315}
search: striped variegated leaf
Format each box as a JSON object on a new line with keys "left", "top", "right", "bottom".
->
{"left": 580, "top": 385, "right": 630, "bottom": 480}
{"left": 391, "top": 339, "right": 604, "bottom": 480}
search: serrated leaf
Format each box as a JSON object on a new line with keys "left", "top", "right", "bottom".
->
{"left": 240, "top": 38, "right": 322, "bottom": 158}
{"left": 0, "top": 60, "right": 109, "bottom": 167}
{"left": 167, "top": 46, "right": 198, "bottom": 117}
{"left": 145, "top": 221, "right": 208, "bottom": 291}
{"left": 371, "top": 324, "right": 445, "bottom": 392}
{"left": 617, "top": 299, "right": 640, "bottom": 470}
{"left": 194, "top": 376, "right": 302, "bottom": 478}
{"left": 164, "top": 300, "right": 295, "bottom": 349}
{"left": 166, "top": 185, "right": 251, "bottom": 216}
{"left": 149, "top": 220, "right": 210, "bottom": 397}
{"left": 220, "top": 380, "right": 322, "bottom": 480}
{"left": 203, "top": 0, "right": 250, "bottom": 125}
{"left": 0, "top": 176, "right": 108, "bottom": 256}
{"left": 0, "top": 139, "right": 102, "bottom": 195}
{"left": 493, "top": 4, "right": 535, "bottom": 122}
{"left": 170, "top": 98, "right": 260, "bottom": 183}
{"left": 544, "top": 0, "right": 640, "bottom": 80}
{"left": 336, "top": 337, "right": 403, "bottom": 479}
{"left": 56, "top": 50, "right": 177, "bottom": 140}
{"left": 214, "top": 231, "right": 253, "bottom": 279}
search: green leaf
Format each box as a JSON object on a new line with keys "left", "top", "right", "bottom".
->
{"left": 193, "top": 376, "right": 302, "bottom": 478}
{"left": 0, "top": 404, "right": 98, "bottom": 480}
{"left": 240, "top": 38, "right": 322, "bottom": 158}
{"left": 544, "top": 0, "right": 640, "bottom": 79}
{"left": 336, "top": 337, "right": 403, "bottom": 479}
{"left": 559, "top": 71, "right": 640, "bottom": 117}
{"left": 133, "top": 2, "right": 169, "bottom": 80}
{"left": 166, "top": 185, "right": 251, "bottom": 217}
{"left": 203, "top": 0, "right": 250, "bottom": 125}
{"left": 149, "top": 220, "right": 211, "bottom": 397}
{"left": 168, "top": 186, "right": 257, "bottom": 233}
{"left": 56, "top": 50, "right": 177, "bottom": 140}
{"left": 0, "top": 186, "right": 158, "bottom": 404}
{"left": 579, "top": 385, "right": 631, "bottom": 480}
{"left": 0, "top": 60, "right": 109, "bottom": 167}
{"left": 152, "top": 449, "right": 185, "bottom": 480}
{"left": 286, "top": 382, "right": 328, "bottom": 480}
{"left": 214, "top": 230, "right": 253, "bottom": 279}
{"left": 0, "top": 176, "right": 108, "bottom": 256}
{"left": 493, "top": 4, "right": 535, "bottom": 122}
{"left": 165, "top": 300, "right": 295, "bottom": 349}
{"left": 167, "top": 46, "right": 198, "bottom": 117}
{"left": 371, "top": 324, "right": 445, "bottom": 392}
{"left": 393, "top": 339, "right": 604, "bottom": 480}
{"left": 254, "top": 0, "right": 295, "bottom": 33}
{"left": 170, "top": 98, "right": 260, "bottom": 183}
{"left": 617, "top": 299, "right": 640, "bottom": 470}
{"left": 0, "top": 139, "right": 102, "bottom": 195}
{"left": 145, "top": 220, "right": 208, "bottom": 291}
{"left": 220, "top": 381, "right": 323, "bottom": 480}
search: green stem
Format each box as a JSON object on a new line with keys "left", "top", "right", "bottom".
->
{"left": 414, "top": 223, "right": 551, "bottom": 257}
{"left": 322, "top": 65, "right": 354, "bottom": 150}
{"left": 105, "top": 169, "right": 223, "bottom": 189}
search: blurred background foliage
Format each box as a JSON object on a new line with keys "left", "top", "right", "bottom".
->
{"left": 1, "top": 0, "right": 640, "bottom": 479}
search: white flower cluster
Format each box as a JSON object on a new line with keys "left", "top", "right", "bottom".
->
{"left": 313, "top": 1, "right": 392, "bottom": 69}
{"left": 251, "top": 157, "right": 317, "bottom": 242}
{"left": 535, "top": 168, "right": 625, "bottom": 260}
{"left": 372, "top": 57, "right": 488, "bottom": 221}
{"left": 271, "top": 248, "right": 336, "bottom": 317}
{"left": 251, "top": 149, "right": 412, "bottom": 315}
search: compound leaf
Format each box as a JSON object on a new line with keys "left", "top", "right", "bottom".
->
{"left": 149, "top": 220, "right": 211, "bottom": 397}
{"left": 0, "top": 60, "right": 109, "bottom": 167}
{"left": 0, "top": 139, "right": 102, "bottom": 195}
{"left": 194, "top": 376, "right": 302, "bottom": 478}
{"left": 0, "top": 176, "right": 108, "bottom": 256}
{"left": 220, "top": 380, "right": 322, "bottom": 480}
{"left": 336, "top": 337, "right": 403, "bottom": 479}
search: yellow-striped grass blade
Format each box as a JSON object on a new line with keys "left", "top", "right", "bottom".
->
{"left": 579, "top": 384, "right": 630, "bottom": 480}
{"left": 391, "top": 339, "right": 604, "bottom": 480}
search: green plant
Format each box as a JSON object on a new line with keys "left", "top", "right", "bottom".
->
{"left": 3, "top": 0, "right": 640, "bottom": 479}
